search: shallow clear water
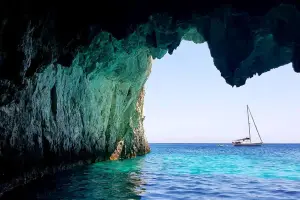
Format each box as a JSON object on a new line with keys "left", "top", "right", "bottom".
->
{"left": 3, "top": 144, "right": 300, "bottom": 200}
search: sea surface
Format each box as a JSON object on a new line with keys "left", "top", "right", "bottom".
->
{"left": 2, "top": 143, "right": 300, "bottom": 200}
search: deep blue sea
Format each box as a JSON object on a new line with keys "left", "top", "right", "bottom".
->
{"left": 2, "top": 143, "right": 300, "bottom": 200}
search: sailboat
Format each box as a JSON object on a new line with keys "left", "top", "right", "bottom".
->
{"left": 232, "top": 105, "right": 263, "bottom": 146}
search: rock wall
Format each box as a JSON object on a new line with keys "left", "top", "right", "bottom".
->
{"left": 0, "top": 32, "right": 151, "bottom": 194}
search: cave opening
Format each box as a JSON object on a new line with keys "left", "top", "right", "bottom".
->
{"left": 2, "top": 3, "right": 300, "bottom": 197}
{"left": 144, "top": 41, "right": 300, "bottom": 144}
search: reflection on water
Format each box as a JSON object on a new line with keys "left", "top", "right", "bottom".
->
{"left": 2, "top": 157, "right": 147, "bottom": 200}
{"left": 2, "top": 144, "right": 300, "bottom": 200}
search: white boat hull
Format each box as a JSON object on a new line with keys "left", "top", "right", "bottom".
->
{"left": 232, "top": 142, "right": 262, "bottom": 146}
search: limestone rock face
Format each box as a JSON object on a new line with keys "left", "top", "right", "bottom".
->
{"left": 1, "top": 0, "right": 300, "bottom": 195}
{"left": 0, "top": 32, "right": 151, "bottom": 193}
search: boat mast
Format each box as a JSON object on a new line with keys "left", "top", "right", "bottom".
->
{"left": 248, "top": 106, "right": 263, "bottom": 143}
{"left": 247, "top": 105, "right": 251, "bottom": 142}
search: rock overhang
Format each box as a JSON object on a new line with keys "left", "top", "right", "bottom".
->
{"left": 0, "top": 1, "right": 300, "bottom": 88}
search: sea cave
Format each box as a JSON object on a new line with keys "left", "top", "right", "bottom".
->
{"left": 0, "top": 1, "right": 300, "bottom": 196}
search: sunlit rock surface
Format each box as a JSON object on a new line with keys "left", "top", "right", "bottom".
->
{"left": 0, "top": 32, "right": 151, "bottom": 194}
{"left": 1, "top": 1, "right": 300, "bottom": 195}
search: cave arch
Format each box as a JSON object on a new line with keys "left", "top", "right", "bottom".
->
{"left": 145, "top": 41, "right": 300, "bottom": 143}
{"left": 1, "top": 2, "right": 300, "bottom": 195}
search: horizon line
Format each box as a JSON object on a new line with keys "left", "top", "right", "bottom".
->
{"left": 148, "top": 142, "right": 300, "bottom": 144}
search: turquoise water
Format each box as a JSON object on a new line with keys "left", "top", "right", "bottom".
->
{"left": 3, "top": 144, "right": 300, "bottom": 199}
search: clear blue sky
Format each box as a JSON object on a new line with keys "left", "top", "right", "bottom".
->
{"left": 144, "top": 41, "right": 300, "bottom": 143}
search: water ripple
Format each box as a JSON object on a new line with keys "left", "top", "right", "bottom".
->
{"left": 2, "top": 144, "right": 300, "bottom": 200}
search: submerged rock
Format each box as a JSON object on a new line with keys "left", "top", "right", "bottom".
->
{"left": 0, "top": 0, "right": 300, "bottom": 195}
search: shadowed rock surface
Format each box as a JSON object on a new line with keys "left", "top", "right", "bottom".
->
{"left": 1, "top": 0, "right": 300, "bottom": 196}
